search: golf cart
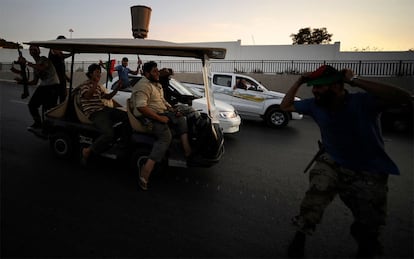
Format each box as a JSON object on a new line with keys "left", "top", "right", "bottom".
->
{"left": 25, "top": 38, "right": 226, "bottom": 170}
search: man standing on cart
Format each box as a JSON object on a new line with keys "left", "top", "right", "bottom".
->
{"left": 13, "top": 45, "right": 60, "bottom": 131}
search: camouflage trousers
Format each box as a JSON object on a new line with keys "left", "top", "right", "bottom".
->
{"left": 292, "top": 153, "right": 389, "bottom": 242}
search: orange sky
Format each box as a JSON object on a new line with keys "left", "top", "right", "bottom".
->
{"left": 1, "top": 0, "right": 413, "bottom": 51}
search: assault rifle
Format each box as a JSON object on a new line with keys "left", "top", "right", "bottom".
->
{"left": 10, "top": 43, "right": 30, "bottom": 99}
{"left": 303, "top": 140, "right": 324, "bottom": 173}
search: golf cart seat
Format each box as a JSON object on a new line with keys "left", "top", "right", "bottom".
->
{"left": 45, "top": 92, "right": 69, "bottom": 119}
{"left": 73, "top": 87, "right": 126, "bottom": 127}
{"left": 126, "top": 98, "right": 151, "bottom": 134}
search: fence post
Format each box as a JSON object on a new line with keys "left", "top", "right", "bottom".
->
{"left": 398, "top": 60, "right": 403, "bottom": 76}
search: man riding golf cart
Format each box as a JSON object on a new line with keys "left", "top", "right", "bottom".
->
{"left": 25, "top": 38, "right": 226, "bottom": 174}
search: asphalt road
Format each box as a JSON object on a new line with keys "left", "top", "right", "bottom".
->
{"left": 1, "top": 82, "right": 413, "bottom": 258}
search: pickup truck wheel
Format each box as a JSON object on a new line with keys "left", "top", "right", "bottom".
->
{"left": 50, "top": 132, "right": 73, "bottom": 159}
{"left": 265, "top": 108, "right": 289, "bottom": 128}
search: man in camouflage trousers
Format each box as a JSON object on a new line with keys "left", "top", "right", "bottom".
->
{"left": 280, "top": 65, "right": 411, "bottom": 257}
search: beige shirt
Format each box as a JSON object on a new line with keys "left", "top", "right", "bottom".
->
{"left": 131, "top": 76, "right": 171, "bottom": 117}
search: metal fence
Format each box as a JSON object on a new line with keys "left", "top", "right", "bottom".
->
{"left": 214, "top": 60, "right": 414, "bottom": 77}
{"left": 1, "top": 60, "right": 413, "bottom": 76}
{"left": 134, "top": 60, "right": 414, "bottom": 76}
{"left": 169, "top": 60, "right": 414, "bottom": 76}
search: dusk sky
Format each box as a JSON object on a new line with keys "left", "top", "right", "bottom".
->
{"left": 1, "top": 0, "right": 413, "bottom": 51}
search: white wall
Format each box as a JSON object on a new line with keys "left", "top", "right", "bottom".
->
{"left": 337, "top": 51, "right": 414, "bottom": 61}
{"left": 183, "top": 40, "right": 414, "bottom": 61}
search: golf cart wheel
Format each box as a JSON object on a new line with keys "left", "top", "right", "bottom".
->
{"left": 265, "top": 107, "right": 289, "bottom": 128}
{"left": 50, "top": 132, "right": 73, "bottom": 159}
{"left": 130, "top": 146, "right": 151, "bottom": 171}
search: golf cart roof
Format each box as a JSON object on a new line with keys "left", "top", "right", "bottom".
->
{"left": 24, "top": 38, "right": 226, "bottom": 59}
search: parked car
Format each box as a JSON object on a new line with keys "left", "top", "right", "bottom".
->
{"left": 107, "top": 75, "right": 241, "bottom": 134}
{"left": 184, "top": 72, "right": 303, "bottom": 128}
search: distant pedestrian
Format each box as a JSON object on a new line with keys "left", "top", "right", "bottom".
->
{"left": 280, "top": 65, "right": 412, "bottom": 258}
{"left": 113, "top": 57, "right": 140, "bottom": 89}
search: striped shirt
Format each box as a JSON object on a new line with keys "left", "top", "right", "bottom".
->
{"left": 79, "top": 80, "right": 108, "bottom": 118}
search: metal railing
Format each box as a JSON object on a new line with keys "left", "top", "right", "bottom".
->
{"left": 178, "top": 60, "right": 413, "bottom": 76}
{"left": 1, "top": 60, "right": 413, "bottom": 76}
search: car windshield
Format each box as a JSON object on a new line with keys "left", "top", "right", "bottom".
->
{"left": 187, "top": 85, "right": 205, "bottom": 97}
{"left": 110, "top": 77, "right": 141, "bottom": 92}
{"left": 170, "top": 78, "right": 202, "bottom": 98}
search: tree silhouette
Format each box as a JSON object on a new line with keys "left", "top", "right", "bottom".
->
{"left": 290, "top": 27, "right": 333, "bottom": 45}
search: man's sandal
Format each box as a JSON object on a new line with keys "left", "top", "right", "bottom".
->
{"left": 80, "top": 148, "right": 88, "bottom": 167}
{"left": 138, "top": 165, "right": 148, "bottom": 191}
{"left": 138, "top": 176, "right": 148, "bottom": 191}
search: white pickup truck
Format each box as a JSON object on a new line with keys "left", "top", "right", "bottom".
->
{"left": 185, "top": 72, "right": 303, "bottom": 128}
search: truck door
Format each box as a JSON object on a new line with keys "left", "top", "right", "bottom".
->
{"left": 211, "top": 74, "right": 234, "bottom": 105}
{"left": 232, "top": 76, "right": 265, "bottom": 116}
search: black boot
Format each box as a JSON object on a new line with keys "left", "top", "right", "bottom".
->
{"left": 356, "top": 240, "right": 383, "bottom": 258}
{"left": 351, "top": 222, "right": 383, "bottom": 258}
{"left": 288, "top": 231, "right": 306, "bottom": 258}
